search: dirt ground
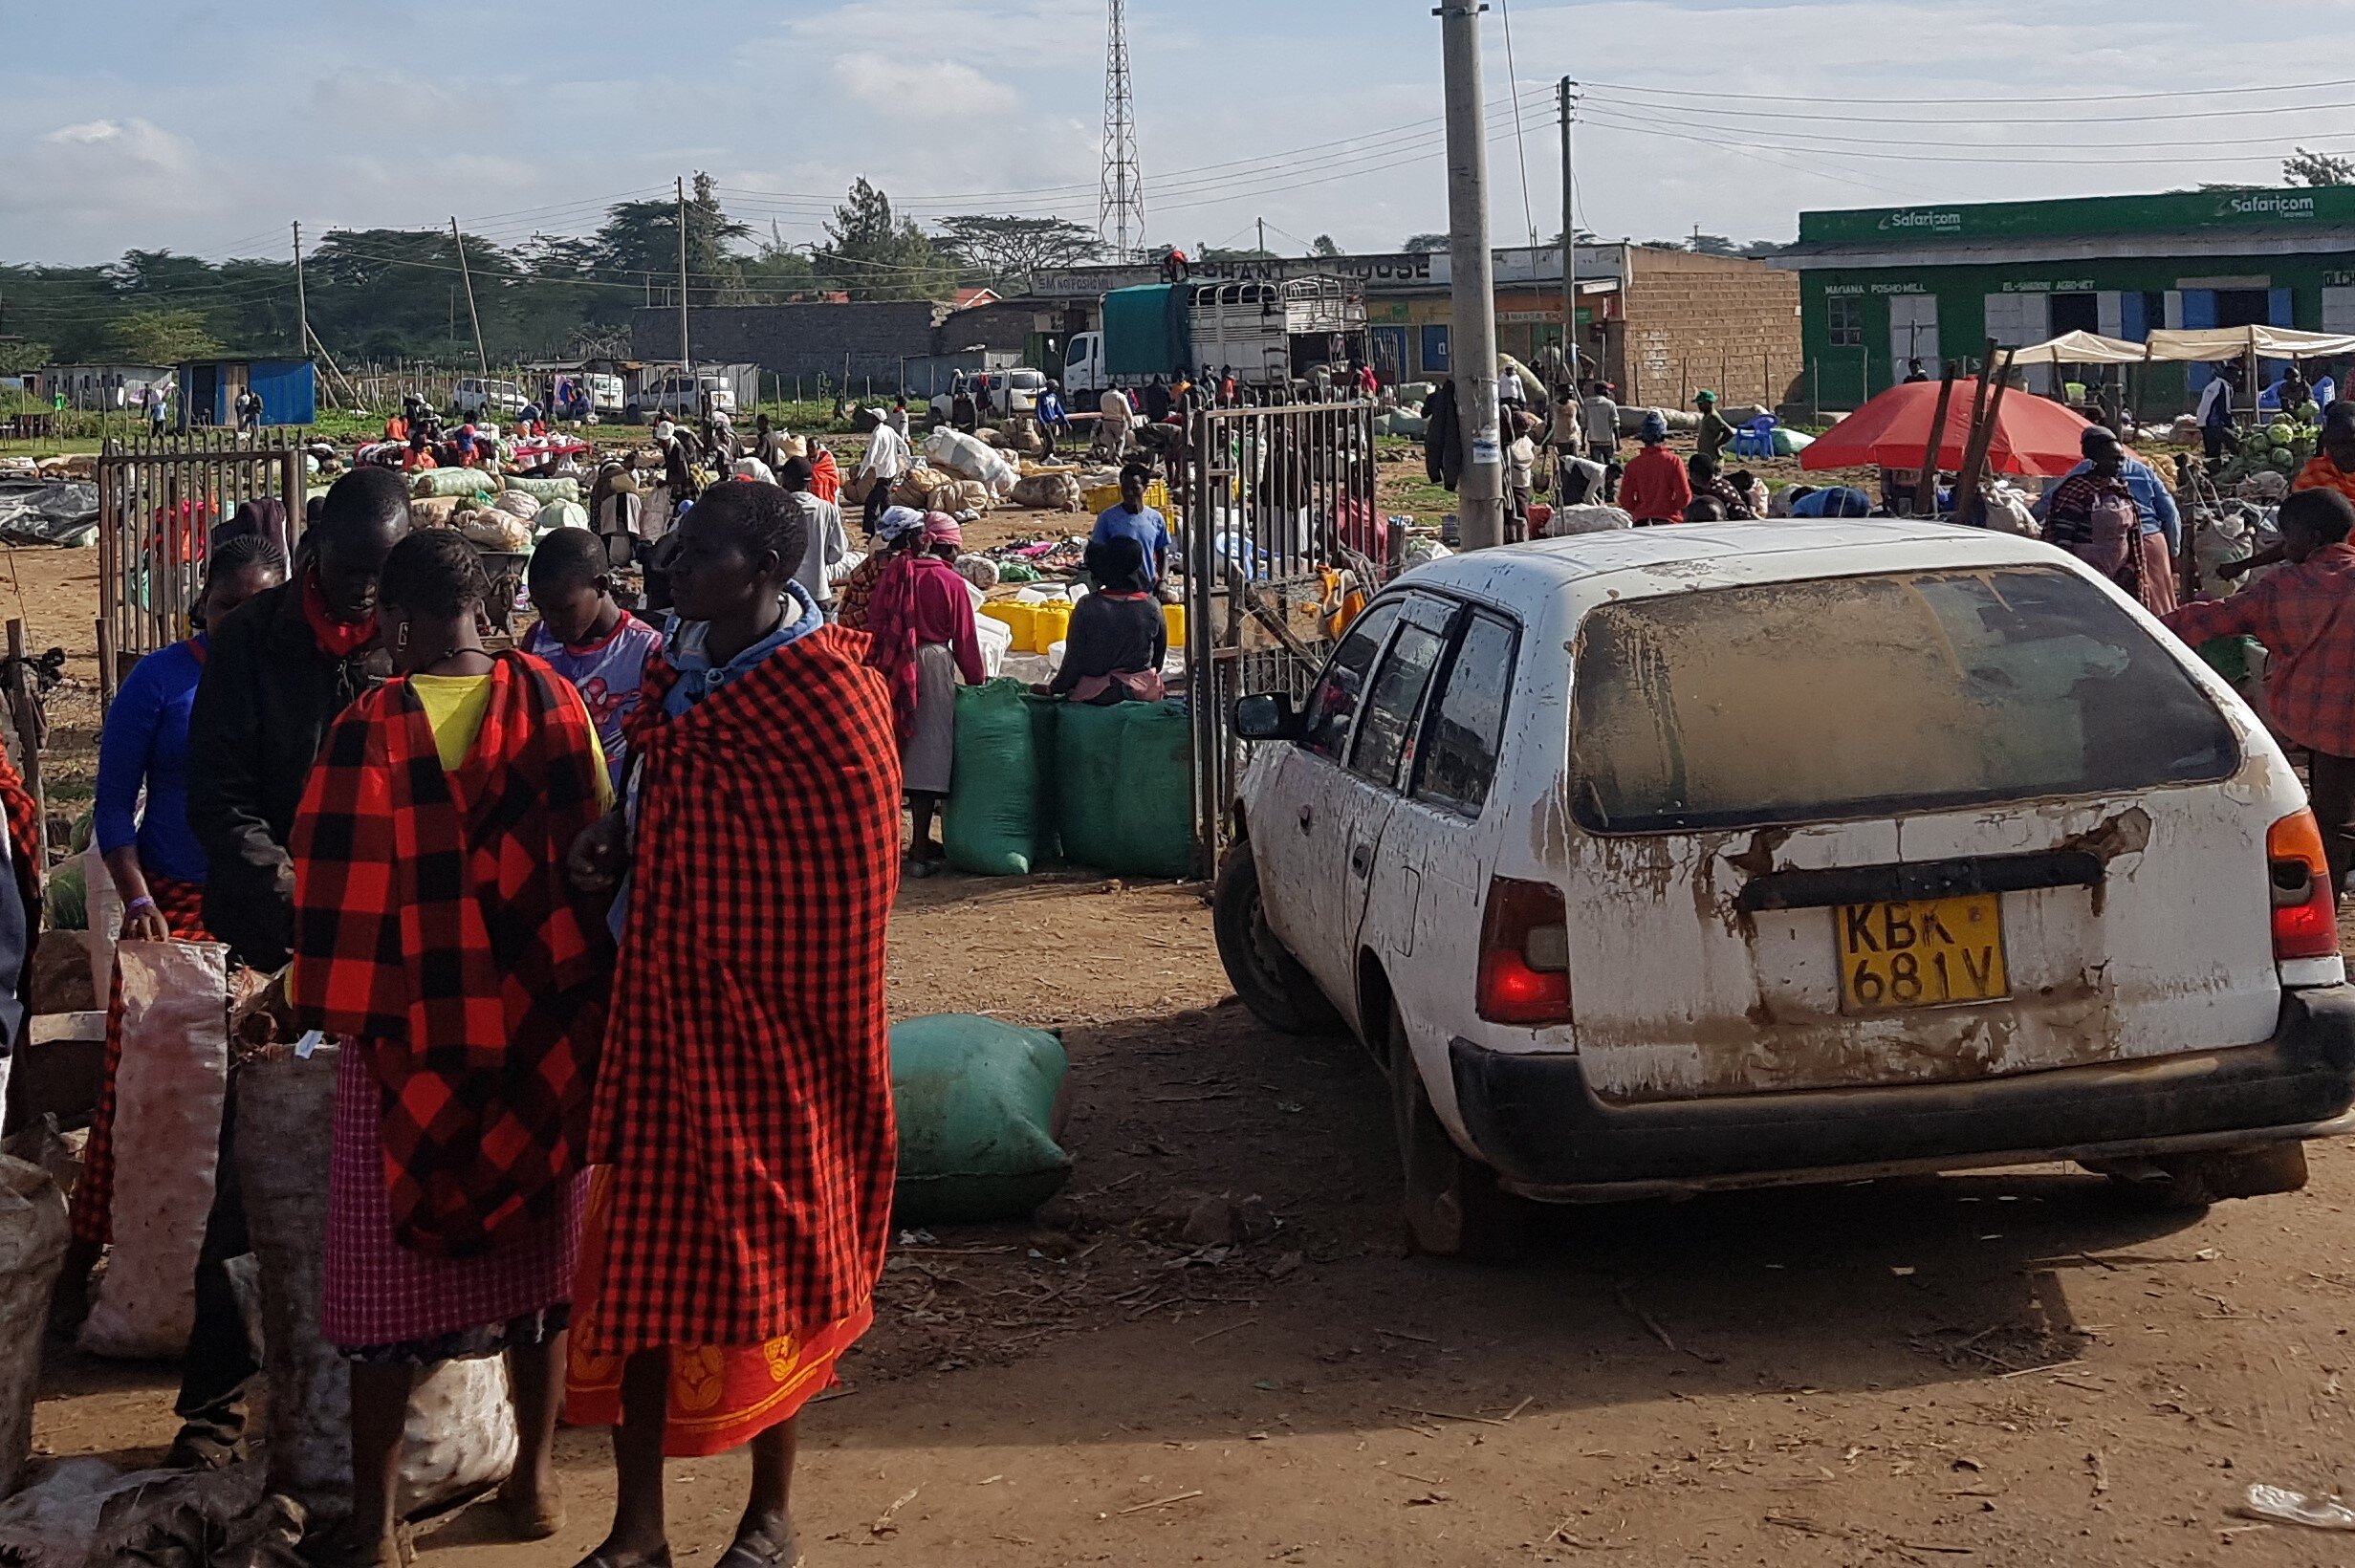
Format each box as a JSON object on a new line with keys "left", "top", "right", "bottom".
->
{"left": 15, "top": 508, "right": 2355, "bottom": 1567}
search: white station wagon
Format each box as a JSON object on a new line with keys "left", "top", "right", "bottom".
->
{"left": 1213, "top": 520, "right": 2355, "bottom": 1258}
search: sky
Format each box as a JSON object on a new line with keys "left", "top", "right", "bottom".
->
{"left": 4, "top": 0, "right": 2354, "bottom": 269}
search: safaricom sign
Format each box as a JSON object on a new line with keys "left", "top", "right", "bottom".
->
{"left": 1878, "top": 209, "right": 1964, "bottom": 234}
{"left": 2224, "top": 193, "right": 2318, "bottom": 220}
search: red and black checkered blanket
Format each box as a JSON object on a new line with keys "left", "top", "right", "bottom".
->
{"left": 581, "top": 624, "right": 901, "bottom": 1354}
{"left": 289, "top": 651, "right": 611, "bottom": 1259}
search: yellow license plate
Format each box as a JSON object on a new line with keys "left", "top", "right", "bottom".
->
{"left": 1836, "top": 895, "right": 2009, "bottom": 1013}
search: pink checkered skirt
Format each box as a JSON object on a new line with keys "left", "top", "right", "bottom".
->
{"left": 321, "top": 1044, "right": 585, "bottom": 1351}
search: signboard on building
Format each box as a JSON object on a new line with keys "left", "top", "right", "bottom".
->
{"left": 1031, "top": 244, "right": 1628, "bottom": 298}
{"left": 1802, "top": 188, "right": 2355, "bottom": 247}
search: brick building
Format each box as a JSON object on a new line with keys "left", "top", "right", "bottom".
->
{"left": 631, "top": 298, "right": 1057, "bottom": 389}
{"left": 1033, "top": 245, "right": 1800, "bottom": 410}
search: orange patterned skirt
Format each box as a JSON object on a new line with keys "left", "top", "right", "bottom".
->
{"left": 562, "top": 1168, "right": 871, "bottom": 1457}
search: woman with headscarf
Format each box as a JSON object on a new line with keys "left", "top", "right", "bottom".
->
{"left": 860, "top": 511, "right": 984, "bottom": 876}
{"left": 1046, "top": 537, "right": 1167, "bottom": 706}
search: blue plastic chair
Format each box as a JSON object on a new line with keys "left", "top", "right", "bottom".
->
{"left": 1730, "top": 415, "right": 1778, "bottom": 460}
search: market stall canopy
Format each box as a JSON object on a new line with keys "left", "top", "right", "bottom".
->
{"left": 2142, "top": 326, "right": 2355, "bottom": 361}
{"left": 1799, "top": 378, "right": 2104, "bottom": 479}
{"left": 2001, "top": 331, "right": 2146, "bottom": 366}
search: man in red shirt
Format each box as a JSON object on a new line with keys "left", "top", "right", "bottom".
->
{"left": 1618, "top": 411, "right": 1692, "bottom": 525}
{"left": 2166, "top": 488, "right": 2355, "bottom": 893}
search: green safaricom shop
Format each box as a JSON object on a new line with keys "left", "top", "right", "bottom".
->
{"left": 1773, "top": 186, "right": 2355, "bottom": 412}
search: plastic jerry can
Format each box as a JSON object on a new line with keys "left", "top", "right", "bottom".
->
{"left": 1030, "top": 599, "right": 1074, "bottom": 655}
{"left": 980, "top": 601, "right": 1036, "bottom": 651}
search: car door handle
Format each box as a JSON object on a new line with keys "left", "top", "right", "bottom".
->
{"left": 1351, "top": 843, "right": 1373, "bottom": 877}
{"left": 1298, "top": 804, "right": 1314, "bottom": 833}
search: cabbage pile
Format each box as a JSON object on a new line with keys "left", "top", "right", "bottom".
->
{"left": 2220, "top": 412, "right": 2319, "bottom": 484}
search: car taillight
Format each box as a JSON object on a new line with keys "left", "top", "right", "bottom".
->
{"left": 1477, "top": 877, "right": 1573, "bottom": 1025}
{"left": 2268, "top": 810, "right": 2341, "bottom": 960}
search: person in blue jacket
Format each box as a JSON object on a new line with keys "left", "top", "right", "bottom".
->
{"left": 2035, "top": 425, "right": 2181, "bottom": 556}
{"left": 1036, "top": 381, "right": 1070, "bottom": 460}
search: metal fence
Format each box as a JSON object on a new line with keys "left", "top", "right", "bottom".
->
{"left": 1182, "top": 399, "right": 1384, "bottom": 875}
{"left": 98, "top": 430, "right": 305, "bottom": 676}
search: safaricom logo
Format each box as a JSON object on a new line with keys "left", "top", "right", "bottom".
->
{"left": 1878, "top": 209, "right": 1964, "bottom": 233}
{"left": 2227, "top": 193, "right": 2318, "bottom": 219}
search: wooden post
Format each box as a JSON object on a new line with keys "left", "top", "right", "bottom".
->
{"left": 1913, "top": 365, "right": 1958, "bottom": 518}
{"left": 1953, "top": 347, "right": 2017, "bottom": 512}
{"left": 6, "top": 621, "right": 46, "bottom": 868}
{"left": 96, "top": 618, "right": 116, "bottom": 714}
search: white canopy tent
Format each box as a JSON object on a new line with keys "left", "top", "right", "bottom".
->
{"left": 2000, "top": 330, "right": 2146, "bottom": 366}
{"left": 2003, "top": 325, "right": 2355, "bottom": 365}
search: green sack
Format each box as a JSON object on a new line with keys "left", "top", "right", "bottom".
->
{"left": 945, "top": 680, "right": 1045, "bottom": 875}
{"left": 1025, "top": 690, "right": 1062, "bottom": 864}
{"left": 890, "top": 1013, "right": 1070, "bottom": 1224}
{"left": 503, "top": 475, "right": 581, "bottom": 506}
{"left": 412, "top": 468, "right": 498, "bottom": 498}
{"left": 1055, "top": 700, "right": 1193, "bottom": 879}
{"left": 44, "top": 859, "right": 85, "bottom": 932}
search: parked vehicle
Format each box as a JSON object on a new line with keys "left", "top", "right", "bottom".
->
{"left": 1215, "top": 520, "right": 2355, "bottom": 1259}
{"left": 583, "top": 373, "right": 625, "bottom": 417}
{"left": 1064, "top": 278, "right": 1367, "bottom": 402}
{"left": 628, "top": 372, "right": 737, "bottom": 424}
{"left": 449, "top": 377, "right": 530, "bottom": 418}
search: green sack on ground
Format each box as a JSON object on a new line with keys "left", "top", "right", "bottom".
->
{"left": 1024, "top": 690, "right": 1062, "bottom": 864}
{"left": 890, "top": 1013, "right": 1070, "bottom": 1224}
{"left": 43, "top": 860, "right": 85, "bottom": 932}
{"left": 412, "top": 468, "right": 498, "bottom": 499}
{"left": 1055, "top": 700, "right": 1193, "bottom": 879}
{"left": 503, "top": 475, "right": 581, "bottom": 506}
{"left": 945, "top": 680, "right": 1045, "bottom": 875}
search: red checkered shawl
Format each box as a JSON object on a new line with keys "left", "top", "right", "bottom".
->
{"left": 582, "top": 623, "right": 900, "bottom": 1354}
{"left": 288, "top": 652, "right": 611, "bottom": 1259}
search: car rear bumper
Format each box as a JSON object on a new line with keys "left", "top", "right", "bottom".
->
{"left": 1449, "top": 987, "right": 2355, "bottom": 1201}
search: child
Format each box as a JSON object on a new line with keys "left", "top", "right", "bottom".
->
{"left": 523, "top": 527, "right": 663, "bottom": 788}
{"left": 288, "top": 530, "right": 614, "bottom": 1566}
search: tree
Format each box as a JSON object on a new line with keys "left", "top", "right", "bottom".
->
{"left": 1200, "top": 246, "right": 1277, "bottom": 261}
{"left": 1736, "top": 239, "right": 1787, "bottom": 259}
{"left": 1311, "top": 234, "right": 1341, "bottom": 257}
{"left": 933, "top": 215, "right": 1103, "bottom": 289}
{"left": 108, "top": 309, "right": 221, "bottom": 364}
{"left": 739, "top": 225, "right": 822, "bottom": 300}
{"left": 2285, "top": 148, "right": 2355, "bottom": 187}
{"left": 1686, "top": 233, "right": 1740, "bottom": 257}
{"left": 0, "top": 340, "right": 51, "bottom": 376}
{"left": 593, "top": 173, "right": 750, "bottom": 304}
{"left": 816, "top": 180, "right": 957, "bottom": 302}
{"left": 1402, "top": 232, "right": 1450, "bottom": 253}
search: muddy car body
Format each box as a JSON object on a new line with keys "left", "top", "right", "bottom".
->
{"left": 1214, "top": 520, "right": 2355, "bottom": 1254}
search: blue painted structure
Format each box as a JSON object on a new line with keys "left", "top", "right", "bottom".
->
{"left": 176, "top": 358, "right": 316, "bottom": 427}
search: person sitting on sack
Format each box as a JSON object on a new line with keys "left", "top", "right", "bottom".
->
{"left": 1044, "top": 537, "right": 1168, "bottom": 707}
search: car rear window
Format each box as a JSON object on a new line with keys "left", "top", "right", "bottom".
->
{"left": 1569, "top": 566, "right": 2240, "bottom": 833}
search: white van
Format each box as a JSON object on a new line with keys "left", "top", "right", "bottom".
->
{"left": 629, "top": 373, "right": 736, "bottom": 424}
{"left": 1217, "top": 520, "right": 2355, "bottom": 1257}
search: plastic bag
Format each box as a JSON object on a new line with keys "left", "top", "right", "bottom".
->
{"left": 236, "top": 1049, "right": 518, "bottom": 1522}
{"left": 1056, "top": 701, "right": 1192, "bottom": 878}
{"left": 489, "top": 489, "right": 541, "bottom": 523}
{"left": 0, "top": 1155, "right": 67, "bottom": 1495}
{"left": 502, "top": 475, "right": 580, "bottom": 506}
{"left": 889, "top": 1014, "right": 1070, "bottom": 1224}
{"left": 945, "top": 681, "right": 1046, "bottom": 876}
{"left": 80, "top": 941, "right": 230, "bottom": 1359}
{"left": 537, "top": 499, "right": 590, "bottom": 533}
{"left": 410, "top": 469, "right": 497, "bottom": 499}
{"left": 1544, "top": 504, "right": 1633, "bottom": 536}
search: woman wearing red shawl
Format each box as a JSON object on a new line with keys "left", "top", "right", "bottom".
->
{"left": 861, "top": 509, "right": 984, "bottom": 875}
{"left": 807, "top": 441, "right": 842, "bottom": 504}
{"left": 564, "top": 482, "right": 900, "bottom": 1568}
{"left": 287, "top": 532, "right": 614, "bottom": 1568}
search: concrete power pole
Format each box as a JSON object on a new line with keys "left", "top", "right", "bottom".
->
{"left": 677, "top": 177, "right": 693, "bottom": 390}
{"left": 293, "top": 221, "right": 309, "bottom": 364}
{"left": 448, "top": 217, "right": 490, "bottom": 376}
{"left": 1441, "top": 1, "right": 1505, "bottom": 551}
{"left": 1558, "top": 79, "right": 1581, "bottom": 388}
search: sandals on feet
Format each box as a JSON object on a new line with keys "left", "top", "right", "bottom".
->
{"left": 715, "top": 1525, "right": 799, "bottom": 1568}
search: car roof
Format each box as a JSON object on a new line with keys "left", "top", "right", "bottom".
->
{"left": 1402, "top": 520, "right": 2076, "bottom": 610}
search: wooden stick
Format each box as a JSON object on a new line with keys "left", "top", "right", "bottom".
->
{"left": 6, "top": 621, "right": 46, "bottom": 867}
{"left": 1913, "top": 365, "right": 1958, "bottom": 517}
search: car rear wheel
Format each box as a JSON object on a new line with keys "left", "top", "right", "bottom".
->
{"left": 1212, "top": 839, "right": 1340, "bottom": 1035}
{"left": 1389, "top": 1011, "right": 1527, "bottom": 1263}
{"left": 2092, "top": 1142, "right": 2310, "bottom": 1209}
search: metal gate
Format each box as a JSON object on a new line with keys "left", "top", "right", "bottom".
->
{"left": 98, "top": 431, "right": 305, "bottom": 676}
{"left": 1183, "top": 399, "right": 1384, "bottom": 875}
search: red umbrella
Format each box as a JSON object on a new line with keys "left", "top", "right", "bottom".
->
{"left": 1799, "top": 378, "right": 2107, "bottom": 480}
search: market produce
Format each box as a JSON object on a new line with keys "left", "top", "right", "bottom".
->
{"left": 2218, "top": 412, "right": 2319, "bottom": 486}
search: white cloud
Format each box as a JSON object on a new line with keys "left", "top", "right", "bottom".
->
{"left": 831, "top": 54, "right": 1020, "bottom": 113}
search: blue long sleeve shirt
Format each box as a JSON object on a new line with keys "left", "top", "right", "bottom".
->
{"left": 95, "top": 638, "right": 209, "bottom": 884}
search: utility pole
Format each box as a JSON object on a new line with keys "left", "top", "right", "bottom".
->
{"left": 293, "top": 222, "right": 309, "bottom": 366}
{"left": 448, "top": 217, "right": 489, "bottom": 376}
{"left": 1440, "top": 1, "right": 1505, "bottom": 550}
{"left": 677, "top": 177, "right": 693, "bottom": 389}
{"left": 1558, "top": 79, "right": 1580, "bottom": 388}
{"left": 1099, "top": 0, "right": 1145, "bottom": 261}
{"left": 1257, "top": 217, "right": 1267, "bottom": 256}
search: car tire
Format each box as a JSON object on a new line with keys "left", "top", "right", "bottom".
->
{"left": 1212, "top": 839, "right": 1340, "bottom": 1035}
{"left": 1389, "top": 1010, "right": 1527, "bottom": 1263}
{"left": 2094, "top": 1142, "right": 2310, "bottom": 1209}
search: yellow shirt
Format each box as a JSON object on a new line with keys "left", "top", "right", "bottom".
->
{"left": 410, "top": 673, "right": 614, "bottom": 807}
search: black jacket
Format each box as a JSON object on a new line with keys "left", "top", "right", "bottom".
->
{"left": 185, "top": 577, "right": 385, "bottom": 970}
{"left": 1424, "top": 380, "right": 1462, "bottom": 492}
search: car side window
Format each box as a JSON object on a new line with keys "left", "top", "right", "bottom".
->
{"left": 1413, "top": 611, "right": 1519, "bottom": 817}
{"left": 1298, "top": 600, "right": 1402, "bottom": 760}
{"left": 1349, "top": 621, "right": 1449, "bottom": 788}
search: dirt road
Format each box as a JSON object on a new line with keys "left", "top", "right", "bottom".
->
{"left": 14, "top": 534, "right": 2355, "bottom": 1567}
